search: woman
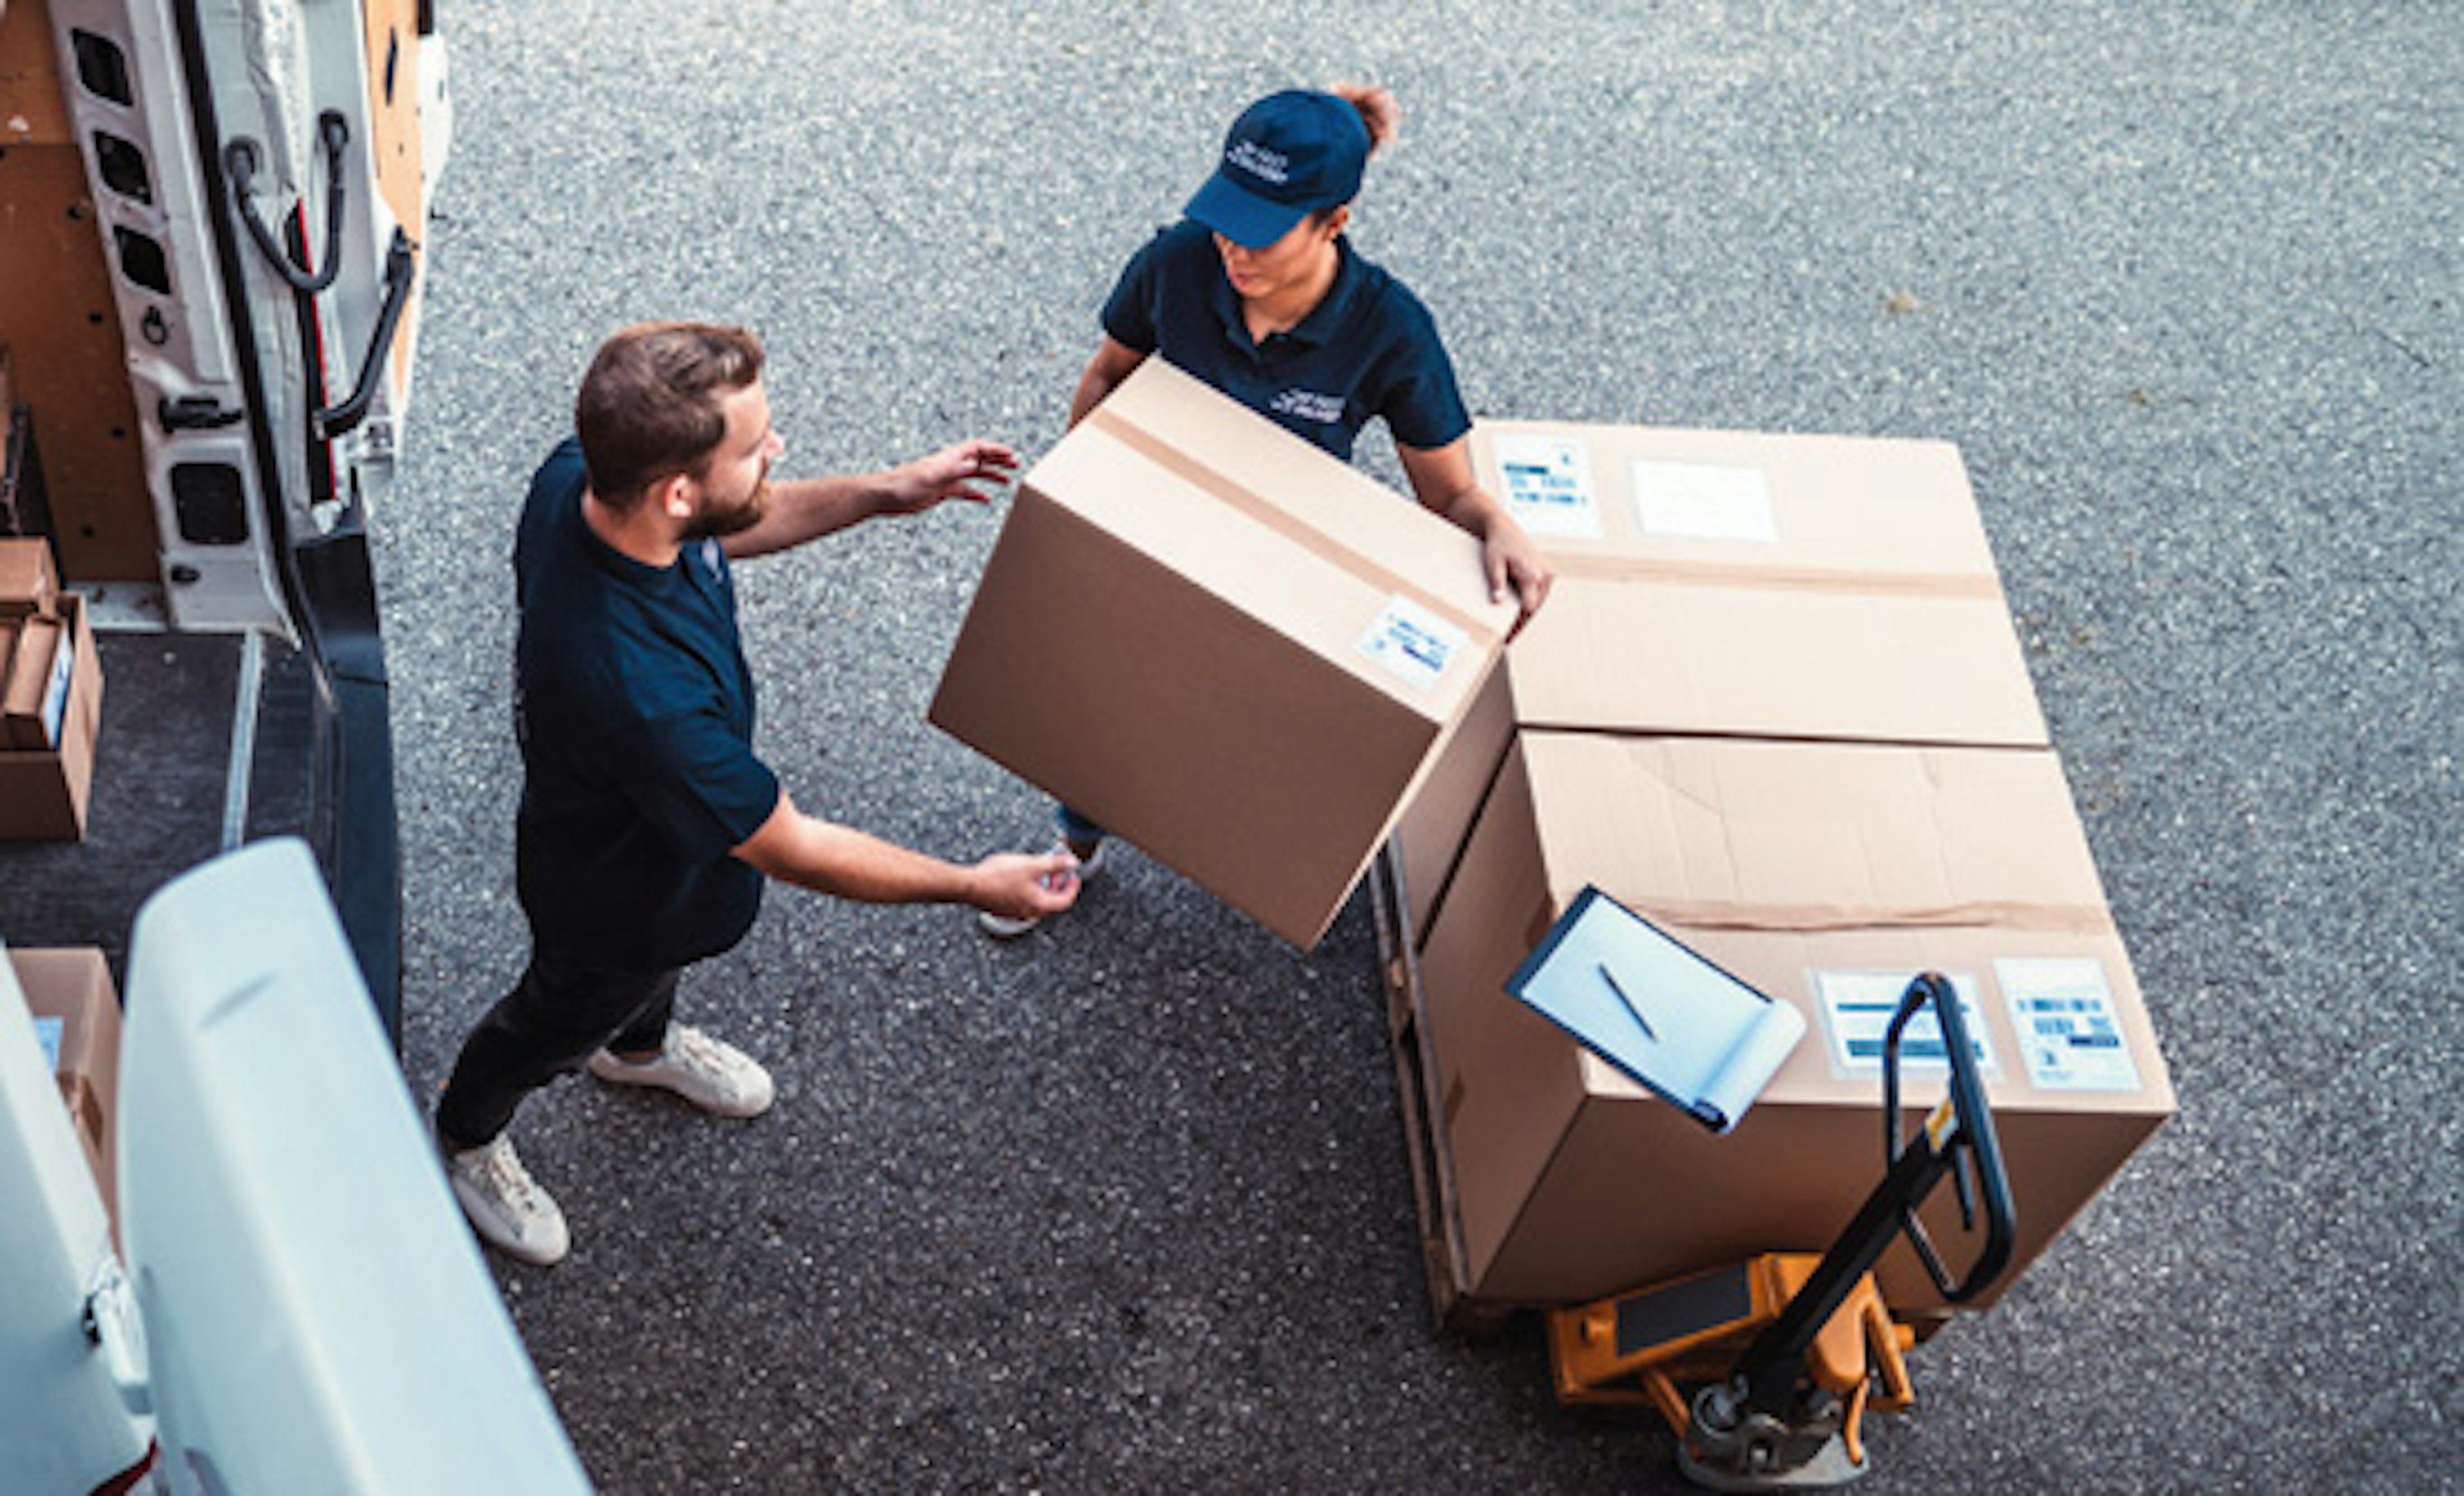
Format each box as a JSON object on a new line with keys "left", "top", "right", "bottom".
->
{"left": 983, "top": 84, "right": 1551, "bottom": 938}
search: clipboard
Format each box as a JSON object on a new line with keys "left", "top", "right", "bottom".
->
{"left": 1505, "top": 885, "right": 1806, "bottom": 1134}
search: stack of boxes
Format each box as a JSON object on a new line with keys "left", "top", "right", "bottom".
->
{"left": 931, "top": 371, "right": 2171, "bottom": 1319}
{"left": 0, "top": 538, "right": 99, "bottom": 840}
{"left": 1393, "top": 420, "right": 2175, "bottom": 1314}
{"left": 0, "top": 536, "right": 101, "bottom": 840}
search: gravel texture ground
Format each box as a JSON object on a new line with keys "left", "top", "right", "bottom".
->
{"left": 382, "top": 5, "right": 2462, "bottom": 1491}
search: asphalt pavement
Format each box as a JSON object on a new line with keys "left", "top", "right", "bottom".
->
{"left": 382, "top": 4, "right": 2463, "bottom": 1492}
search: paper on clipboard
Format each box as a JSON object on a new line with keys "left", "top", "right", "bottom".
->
{"left": 1507, "top": 887, "right": 1805, "bottom": 1133}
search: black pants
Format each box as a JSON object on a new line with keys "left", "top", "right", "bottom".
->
{"left": 434, "top": 950, "right": 680, "bottom": 1151}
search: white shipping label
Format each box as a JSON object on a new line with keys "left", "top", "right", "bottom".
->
{"left": 35, "top": 1015, "right": 62, "bottom": 1073}
{"left": 36, "top": 630, "right": 73, "bottom": 747}
{"left": 1357, "top": 595, "right": 1466, "bottom": 693}
{"left": 1999, "top": 958, "right": 2142, "bottom": 1092}
{"left": 1814, "top": 969, "right": 1998, "bottom": 1079}
{"left": 1633, "top": 460, "right": 1779, "bottom": 543}
{"left": 1494, "top": 434, "right": 1602, "bottom": 539}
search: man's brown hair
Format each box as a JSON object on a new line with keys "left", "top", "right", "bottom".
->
{"left": 574, "top": 322, "right": 765, "bottom": 505}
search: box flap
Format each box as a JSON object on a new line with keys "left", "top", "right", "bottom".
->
{"left": 1113, "top": 359, "right": 1510, "bottom": 623}
{"left": 1526, "top": 733, "right": 2108, "bottom": 937}
{"left": 4, "top": 612, "right": 67, "bottom": 748}
{"left": 1505, "top": 573, "right": 2049, "bottom": 748}
{"left": 0, "top": 536, "right": 58, "bottom": 617}
{"left": 1473, "top": 419, "right": 1999, "bottom": 582}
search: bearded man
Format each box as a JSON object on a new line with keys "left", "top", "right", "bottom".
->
{"left": 433, "top": 322, "right": 1077, "bottom": 1266}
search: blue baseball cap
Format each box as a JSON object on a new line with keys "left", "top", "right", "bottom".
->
{"left": 1184, "top": 90, "right": 1371, "bottom": 250}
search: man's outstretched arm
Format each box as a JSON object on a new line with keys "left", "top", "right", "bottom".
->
{"left": 721, "top": 439, "right": 1020, "bottom": 560}
{"left": 732, "top": 789, "right": 1077, "bottom": 922}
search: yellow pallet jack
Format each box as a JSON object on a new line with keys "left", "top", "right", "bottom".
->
{"left": 1546, "top": 973, "right": 2014, "bottom": 1490}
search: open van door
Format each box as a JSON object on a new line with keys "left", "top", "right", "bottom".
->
{"left": 0, "top": 840, "right": 589, "bottom": 1493}
{"left": 0, "top": 0, "right": 448, "bottom": 1032}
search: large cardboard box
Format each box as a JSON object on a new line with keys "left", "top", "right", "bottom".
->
{"left": 1423, "top": 730, "right": 2172, "bottom": 1313}
{"left": 0, "top": 590, "right": 99, "bottom": 838}
{"left": 931, "top": 358, "right": 1512, "bottom": 947}
{"left": 1392, "top": 421, "right": 2047, "bottom": 938}
{"left": 10, "top": 947, "right": 123, "bottom": 1241}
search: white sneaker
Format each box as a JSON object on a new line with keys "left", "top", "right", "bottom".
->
{"left": 445, "top": 1134, "right": 570, "bottom": 1267}
{"left": 586, "top": 1024, "right": 774, "bottom": 1118}
{"left": 979, "top": 837, "right": 1108, "bottom": 939}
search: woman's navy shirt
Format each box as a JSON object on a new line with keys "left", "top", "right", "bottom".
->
{"left": 1100, "top": 220, "right": 1472, "bottom": 461}
{"left": 511, "top": 438, "right": 781, "bottom": 971}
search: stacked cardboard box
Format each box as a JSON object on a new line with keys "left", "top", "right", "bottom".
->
{"left": 1404, "top": 419, "right": 2172, "bottom": 1314}
{"left": 8, "top": 948, "right": 123, "bottom": 1244}
{"left": 0, "top": 536, "right": 101, "bottom": 839}
{"left": 1397, "top": 423, "right": 2046, "bottom": 937}
{"left": 932, "top": 359, "right": 1513, "bottom": 948}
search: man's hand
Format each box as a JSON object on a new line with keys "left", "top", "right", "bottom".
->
{"left": 968, "top": 850, "right": 1081, "bottom": 921}
{"left": 725, "top": 440, "right": 1023, "bottom": 559}
{"left": 880, "top": 439, "right": 1020, "bottom": 518}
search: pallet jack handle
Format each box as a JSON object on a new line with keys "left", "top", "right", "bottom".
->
{"left": 1883, "top": 973, "right": 2014, "bottom": 1303}
{"left": 1730, "top": 972, "right": 2015, "bottom": 1418}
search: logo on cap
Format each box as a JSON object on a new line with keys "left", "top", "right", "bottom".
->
{"left": 1226, "top": 138, "right": 1291, "bottom": 186}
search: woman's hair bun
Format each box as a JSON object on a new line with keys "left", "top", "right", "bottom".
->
{"left": 1328, "top": 83, "right": 1400, "bottom": 154}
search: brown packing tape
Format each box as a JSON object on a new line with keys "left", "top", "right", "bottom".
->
{"left": 1618, "top": 896, "right": 2117, "bottom": 939}
{"left": 1511, "top": 892, "right": 2110, "bottom": 966}
{"left": 1544, "top": 550, "right": 2008, "bottom": 601}
{"left": 1524, "top": 896, "right": 1559, "bottom": 955}
{"left": 1084, "top": 405, "right": 1501, "bottom": 648}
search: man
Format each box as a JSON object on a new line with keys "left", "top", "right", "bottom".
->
{"left": 437, "top": 321, "right": 1078, "bottom": 1266}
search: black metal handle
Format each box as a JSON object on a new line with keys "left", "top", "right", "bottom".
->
{"left": 1883, "top": 972, "right": 2016, "bottom": 1302}
{"left": 224, "top": 111, "right": 351, "bottom": 294}
{"left": 1728, "top": 971, "right": 2021, "bottom": 1419}
{"left": 311, "top": 229, "right": 417, "bottom": 441}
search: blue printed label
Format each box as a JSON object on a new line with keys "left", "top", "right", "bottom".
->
{"left": 1998, "top": 958, "right": 2141, "bottom": 1092}
{"left": 1358, "top": 595, "right": 1466, "bottom": 693}
{"left": 1494, "top": 434, "right": 1601, "bottom": 540}
{"left": 1813, "top": 969, "right": 1998, "bottom": 1079}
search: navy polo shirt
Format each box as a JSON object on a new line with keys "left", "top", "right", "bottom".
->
{"left": 511, "top": 438, "right": 781, "bottom": 971}
{"left": 1100, "top": 219, "right": 1472, "bottom": 462}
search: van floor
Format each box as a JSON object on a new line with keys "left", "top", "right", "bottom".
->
{"left": 0, "top": 631, "right": 327, "bottom": 982}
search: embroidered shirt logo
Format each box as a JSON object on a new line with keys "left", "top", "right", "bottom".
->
{"left": 1271, "top": 387, "right": 1346, "bottom": 423}
{"left": 1225, "top": 138, "right": 1290, "bottom": 185}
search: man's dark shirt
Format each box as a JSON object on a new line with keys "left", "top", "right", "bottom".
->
{"left": 1100, "top": 219, "right": 1473, "bottom": 461}
{"left": 511, "top": 438, "right": 780, "bottom": 971}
